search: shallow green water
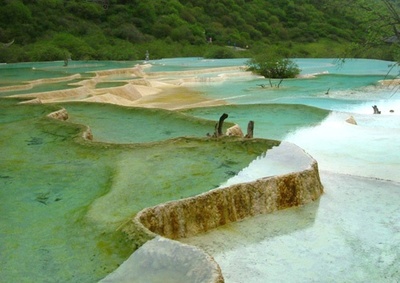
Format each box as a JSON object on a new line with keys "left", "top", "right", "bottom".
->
{"left": 2, "top": 57, "right": 397, "bottom": 282}
{"left": 0, "top": 61, "right": 137, "bottom": 87}
{"left": 63, "top": 102, "right": 219, "bottom": 143}
{"left": 0, "top": 79, "right": 84, "bottom": 96}
{"left": 61, "top": 102, "right": 329, "bottom": 144}
{"left": 180, "top": 104, "right": 330, "bottom": 141}
{"left": 0, "top": 97, "right": 275, "bottom": 282}
{"left": 94, "top": 82, "right": 127, "bottom": 89}
{"left": 0, "top": 100, "right": 129, "bottom": 281}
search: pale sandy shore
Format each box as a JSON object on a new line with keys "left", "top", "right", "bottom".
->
{"left": 379, "top": 77, "right": 400, "bottom": 86}
{"left": 6, "top": 64, "right": 251, "bottom": 110}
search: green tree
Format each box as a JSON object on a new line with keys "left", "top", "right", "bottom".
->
{"left": 28, "top": 42, "right": 66, "bottom": 61}
{"left": 247, "top": 53, "right": 300, "bottom": 87}
{"left": 52, "top": 33, "right": 95, "bottom": 60}
{"left": 0, "top": 0, "right": 395, "bottom": 62}
{"left": 0, "top": 0, "right": 32, "bottom": 25}
{"left": 203, "top": 46, "right": 237, "bottom": 59}
{"left": 328, "top": 0, "right": 400, "bottom": 60}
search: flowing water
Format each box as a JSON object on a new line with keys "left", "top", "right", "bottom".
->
{"left": 1, "top": 58, "right": 399, "bottom": 282}
{"left": 172, "top": 58, "right": 400, "bottom": 181}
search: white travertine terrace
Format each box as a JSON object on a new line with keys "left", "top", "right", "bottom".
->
{"left": 102, "top": 142, "right": 324, "bottom": 282}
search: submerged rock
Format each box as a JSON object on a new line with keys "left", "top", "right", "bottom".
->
{"left": 346, "top": 115, "right": 357, "bottom": 125}
{"left": 47, "top": 108, "right": 69, "bottom": 121}
{"left": 82, "top": 127, "right": 93, "bottom": 141}
{"left": 226, "top": 124, "right": 244, "bottom": 137}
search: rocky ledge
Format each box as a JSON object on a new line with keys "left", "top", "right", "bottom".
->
{"left": 102, "top": 141, "right": 323, "bottom": 283}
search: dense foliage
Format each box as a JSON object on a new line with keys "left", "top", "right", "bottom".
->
{"left": 327, "top": 0, "right": 400, "bottom": 62}
{"left": 0, "top": 0, "right": 398, "bottom": 62}
{"left": 247, "top": 55, "right": 300, "bottom": 79}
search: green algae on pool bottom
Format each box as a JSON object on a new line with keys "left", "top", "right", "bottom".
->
{"left": 85, "top": 137, "right": 280, "bottom": 230}
{"left": 0, "top": 98, "right": 278, "bottom": 282}
{"left": 94, "top": 82, "right": 128, "bottom": 89}
{"left": 0, "top": 78, "right": 86, "bottom": 97}
{"left": 61, "top": 102, "right": 330, "bottom": 145}
{"left": 180, "top": 104, "right": 330, "bottom": 141}
{"left": 0, "top": 61, "right": 139, "bottom": 87}
{"left": 0, "top": 100, "right": 129, "bottom": 282}
{"left": 62, "top": 102, "right": 225, "bottom": 143}
{"left": 1, "top": 58, "right": 399, "bottom": 282}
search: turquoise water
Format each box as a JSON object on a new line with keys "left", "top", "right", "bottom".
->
{"left": 169, "top": 58, "right": 400, "bottom": 282}
{"left": 150, "top": 57, "right": 400, "bottom": 181}
{"left": 180, "top": 104, "right": 330, "bottom": 141}
{"left": 0, "top": 80, "right": 272, "bottom": 281}
{"left": 0, "top": 100, "right": 133, "bottom": 281}
{"left": 1, "top": 58, "right": 400, "bottom": 282}
{"left": 0, "top": 61, "right": 137, "bottom": 87}
{"left": 64, "top": 102, "right": 218, "bottom": 143}
{"left": 147, "top": 57, "right": 248, "bottom": 72}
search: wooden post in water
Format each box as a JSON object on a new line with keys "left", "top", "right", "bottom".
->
{"left": 245, "top": 120, "right": 254, "bottom": 138}
{"left": 214, "top": 113, "right": 229, "bottom": 137}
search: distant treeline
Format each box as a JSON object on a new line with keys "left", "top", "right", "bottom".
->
{"left": 0, "top": 0, "right": 397, "bottom": 62}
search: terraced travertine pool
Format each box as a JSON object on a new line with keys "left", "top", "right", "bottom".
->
{"left": 1, "top": 58, "right": 399, "bottom": 282}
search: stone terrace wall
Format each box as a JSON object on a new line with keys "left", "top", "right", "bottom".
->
{"left": 136, "top": 161, "right": 323, "bottom": 240}
{"left": 115, "top": 143, "right": 323, "bottom": 283}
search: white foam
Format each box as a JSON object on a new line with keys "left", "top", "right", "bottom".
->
{"left": 284, "top": 111, "right": 400, "bottom": 182}
{"left": 220, "top": 142, "right": 313, "bottom": 188}
{"left": 344, "top": 99, "right": 400, "bottom": 116}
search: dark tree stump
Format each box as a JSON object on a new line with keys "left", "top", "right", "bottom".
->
{"left": 245, "top": 120, "right": 254, "bottom": 138}
{"left": 372, "top": 105, "right": 381, "bottom": 114}
{"left": 213, "top": 113, "right": 228, "bottom": 137}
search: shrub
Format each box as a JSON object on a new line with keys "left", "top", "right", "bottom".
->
{"left": 203, "top": 46, "right": 237, "bottom": 59}
{"left": 247, "top": 54, "right": 300, "bottom": 79}
{"left": 28, "top": 42, "right": 66, "bottom": 61}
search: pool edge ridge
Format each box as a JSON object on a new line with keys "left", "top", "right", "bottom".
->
{"left": 102, "top": 142, "right": 323, "bottom": 283}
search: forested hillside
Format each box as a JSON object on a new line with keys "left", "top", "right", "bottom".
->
{"left": 0, "top": 0, "right": 397, "bottom": 62}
